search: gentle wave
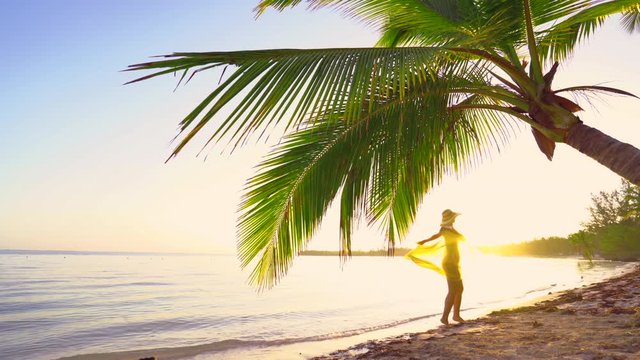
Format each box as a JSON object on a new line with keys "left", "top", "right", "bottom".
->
{"left": 524, "top": 283, "right": 557, "bottom": 295}
{"left": 1, "top": 279, "right": 68, "bottom": 286}
{"left": 59, "top": 312, "right": 443, "bottom": 359}
{"left": 58, "top": 281, "right": 173, "bottom": 290}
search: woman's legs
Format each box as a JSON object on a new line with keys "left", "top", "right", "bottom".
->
{"left": 452, "top": 280, "right": 464, "bottom": 322}
{"left": 441, "top": 293, "right": 453, "bottom": 324}
{"left": 441, "top": 278, "right": 456, "bottom": 324}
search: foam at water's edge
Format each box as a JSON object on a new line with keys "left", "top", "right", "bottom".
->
{"left": 57, "top": 312, "right": 443, "bottom": 360}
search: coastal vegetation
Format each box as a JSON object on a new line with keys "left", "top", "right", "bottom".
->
{"left": 482, "top": 181, "right": 640, "bottom": 261}
{"left": 579, "top": 180, "right": 640, "bottom": 260}
{"left": 129, "top": 1, "right": 640, "bottom": 287}
{"left": 300, "top": 248, "right": 412, "bottom": 256}
{"left": 480, "top": 236, "right": 580, "bottom": 258}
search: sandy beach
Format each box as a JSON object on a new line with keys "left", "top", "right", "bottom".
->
{"left": 313, "top": 264, "right": 640, "bottom": 360}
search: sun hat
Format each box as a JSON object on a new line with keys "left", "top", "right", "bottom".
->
{"left": 440, "top": 209, "right": 461, "bottom": 227}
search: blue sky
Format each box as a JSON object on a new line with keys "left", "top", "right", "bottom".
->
{"left": 1, "top": 1, "right": 639, "bottom": 254}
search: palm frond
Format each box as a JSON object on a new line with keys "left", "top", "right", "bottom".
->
{"left": 260, "top": 0, "right": 524, "bottom": 48}
{"left": 554, "top": 85, "right": 639, "bottom": 98}
{"left": 376, "top": 8, "right": 528, "bottom": 50}
{"left": 257, "top": 0, "right": 467, "bottom": 34}
{"left": 622, "top": 4, "right": 640, "bottom": 32}
{"left": 529, "top": 0, "right": 592, "bottom": 25}
{"left": 537, "top": 0, "right": 640, "bottom": 62}
{"left": 553, "top": 85, "right": 639, "bottom": 108}
{"left": 127, "top": 47, "right": 447, "bottom": 158}
{"left": 255, "top": 0, "right": 321, "bottom": 15}
{"left": 365, "top": 81, "right": 515, "bottom": 251}
{"left": 238, "top": 119, "right": 354, "bottom": 289}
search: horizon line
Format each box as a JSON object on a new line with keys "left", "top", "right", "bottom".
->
{"left": 0, "top": 249, "right": 235, "bottom": 256}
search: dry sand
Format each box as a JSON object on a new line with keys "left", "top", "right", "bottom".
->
{"left": 313, "top": 265, "right": 640, "bottom": 360}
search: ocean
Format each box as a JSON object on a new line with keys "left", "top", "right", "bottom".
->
{"left": 0, "top": 251, "right": 632, "bottom": 359}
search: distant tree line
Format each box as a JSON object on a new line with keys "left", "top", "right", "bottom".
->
{"left": 480, "top": 236, "right": 580, "bottom": 258}
{"left": 300, "top": 248, "right": 412, "bottom": 257}
{"left": 482, "top": 180, "right": 640, "bottom": 261}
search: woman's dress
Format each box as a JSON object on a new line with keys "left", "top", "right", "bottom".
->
{"left": 405, "top": 228, "right": 463, "bottom": 280}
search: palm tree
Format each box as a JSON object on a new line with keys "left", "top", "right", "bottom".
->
{"left": 127, "top": 0, "right": 640, "bottom": 288}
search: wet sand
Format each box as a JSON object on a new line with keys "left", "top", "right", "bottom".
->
{"left": 313, "top": 264, "right": 640, "bottom": 360}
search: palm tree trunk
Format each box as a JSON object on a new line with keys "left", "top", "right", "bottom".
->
{"left": 565, "top": 122, "right": 640, "bottom": 185}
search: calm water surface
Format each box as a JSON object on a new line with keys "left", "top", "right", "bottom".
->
{"left": 0, "top": 251, "right": 632, "bottom": 359}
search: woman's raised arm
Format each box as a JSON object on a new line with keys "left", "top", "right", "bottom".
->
{"left": 417, "top": 231, "right": 442, "bottom": 245}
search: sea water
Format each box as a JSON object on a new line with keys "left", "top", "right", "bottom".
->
{"left": 0, "top": 251, "right": 632, "bottom": 360}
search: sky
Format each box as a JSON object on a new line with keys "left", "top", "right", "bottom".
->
{"left": 1, "top": 1, "right": 639, "bottom": 254}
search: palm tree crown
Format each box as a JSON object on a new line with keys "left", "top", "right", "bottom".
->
{"left": 128, "top": 0, "right": 640, "bottom": 288}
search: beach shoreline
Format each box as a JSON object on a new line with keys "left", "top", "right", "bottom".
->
{"left": 312, "top": 264, "right": 640, "bottom": 360}
{"left": 53, "top": 261, "right": 637, "bottom": 360}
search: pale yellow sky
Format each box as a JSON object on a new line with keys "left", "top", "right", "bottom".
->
{"left": 1, "top": 5, "right": 638, "bottom": 254}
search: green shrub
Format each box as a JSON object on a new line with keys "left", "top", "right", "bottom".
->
{"left": 593, "top": 223, "right": 640, "bottom": 261}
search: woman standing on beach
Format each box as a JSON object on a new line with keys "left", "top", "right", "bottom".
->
{"left": 405, "top": 209, "right": 465, "bottom": 325}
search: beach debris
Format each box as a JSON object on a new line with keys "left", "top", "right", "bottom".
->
{"left": 560, "top": 308, "right": 577, "bottom": 315}
{"left": 631, "top": 308, "right": 640, "bottom": 328}
{"left": 608, "top": 307, "right": 636, "bottom": 315}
